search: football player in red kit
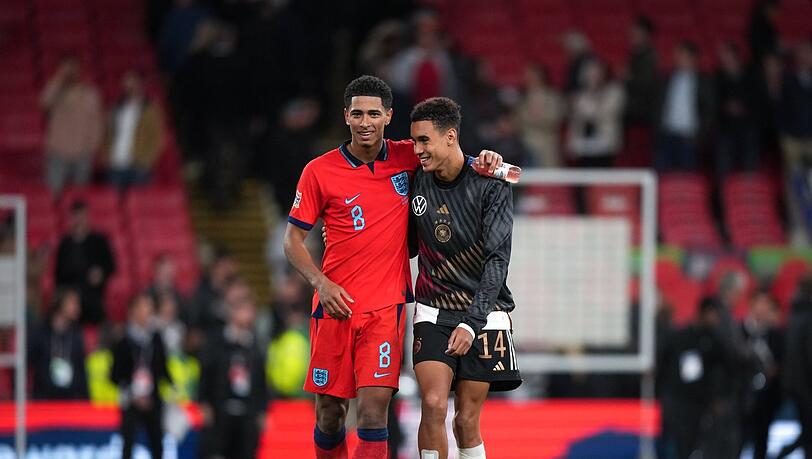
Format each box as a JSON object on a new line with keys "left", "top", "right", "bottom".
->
{"left": 283, "top": 75, "right": 501, "bottom": 459}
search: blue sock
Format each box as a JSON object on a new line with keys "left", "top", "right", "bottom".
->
{"left": 357, "top": 427, "right": 388, "bottom": 442}
{"left": 314, "top": 425, "right": 346, "bottom": 450}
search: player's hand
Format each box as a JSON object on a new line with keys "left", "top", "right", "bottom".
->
{"left": 477, "top": 150, "right": 503, "bottom": 174}
{"left": 315, "top": 276, "right": 354, "bottom": 320}
{"left": 446, "top": 327, "right": 474, "bottom": 357}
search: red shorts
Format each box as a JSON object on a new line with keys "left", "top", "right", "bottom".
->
{"left": 304, "top": 304, "right": 406, "bottom": 399}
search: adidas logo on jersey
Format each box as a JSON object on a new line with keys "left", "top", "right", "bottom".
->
{"left": 437, "top": 204, "right": 450, "bottom": 214}
{"left": 493, "top": 361, "right": 505, "bottom": 372}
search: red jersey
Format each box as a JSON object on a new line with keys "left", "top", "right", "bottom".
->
{"left": 289, "top": 139, "right": 420, "bottom": 314}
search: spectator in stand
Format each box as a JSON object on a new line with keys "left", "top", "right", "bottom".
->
{"left": 199, "top": 277, "right": 268, "bottom": 459}
{"left": 740, "top": 290, "right": 783, "bottom": 459}
{"left": 517, "top": 64, "right": 565, "bottom": 168}
{"left": 102, "top": 70, "right": 165, "bottom": 190}
{"left": 466, "top": 59, "right": 503, "bottom": 152}
{"left": 748, "top": 0, "right": 781, "bottom": 67}
{"left": 155, "top": 293, "right": 186, "bottom": 357}
{"left": 111, "top": 293, "right": 171, "bottom": 459}
{"left": 389, "top": 10, "right": 457, "bottom": 105}
{"left": 562, "top": 30, "right": 593, "bottom": 95}
{"left": 189, "top": 247, "right": 238, "bottom": 334}
{"left": 624, "top": 16, "right": 658, "bottom": 127}
{"left": 657, "top": 297, "right": 737, "bottom": 459}
{"left": 55, "top": 201, "right": 116, "bottom": 325}
{"left": 358, "top": 20, "right": 405, "bottom": 83}
{"left": 780, "top": 40, "right": 812, "bottom": 177}
{"left": 154, "top": 292, "right": 200, "bottom": 402}
{"left": 491, "top": 107, "right": 533, "bottom": 168}
{"left": 146, "top": 253, "right": 188, "bottom": 323}
{"left": 714, "top": 42, "right": 760, "bottom": 178}
{"left": 567, "top": 58, "right": 626, "bottom": 168}
{"left": 655, "top": 41, "right": 714, "bottom": 171}
{"left": 28, "top": 287, "right": 88, "bottom": 400}
{"left": 784, "top": 275, "right": 812, "bottom": 457}
{"left": 755, "top": 52, "right": 784, "bottom": 154}
{"left": 40, "top": 55, "right": 103, "bottom": 194}
{"left": 158, "top": 0, "right": 212, "bottom": 74}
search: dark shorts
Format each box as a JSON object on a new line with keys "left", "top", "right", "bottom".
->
{"left": 412, "top": 321, "right": 522, "bottom": 392}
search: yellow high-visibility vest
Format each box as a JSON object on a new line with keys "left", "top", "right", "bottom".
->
{"left": 86, "top": 350, "right": 118, "bottom": 405}
{"left": 267, "top": 328, "right": 309, "bottom": 397}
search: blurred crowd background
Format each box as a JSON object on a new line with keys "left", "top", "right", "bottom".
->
{"left": 2, "top": 0, "right": 812, "bottom": 457}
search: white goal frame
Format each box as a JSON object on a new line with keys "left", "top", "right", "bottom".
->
{"left": 513, "top": 169, "right": 657, "bottom": 374}
{"left": 0, "top": 195, "right": 26, "bottom": 457}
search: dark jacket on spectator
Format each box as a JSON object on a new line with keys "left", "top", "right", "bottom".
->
{"left": 111, "top": 327, "right": 171, "bottom": 406}
{"left": 784, "top": 299, "right": 812, "bottom": 402}
{"left": 55, "top": 232, "right": 115, "bottom": 324}
{"left": 29, "top": 321, "right": 88, "bottom": 400}
{"left": 715, "top": 68, "right": 758, "bottom": 130}
{"left": 626, "top": 44, "right": 659, "bottom": 124}
{"left": 656, "top": 72, "right": 715, "bottom": 140}
{"left": 658, "top": 324, "right": 736, "bottom": 404}
{"left": 779, "top": 71, "right": 812, "bottom": 138}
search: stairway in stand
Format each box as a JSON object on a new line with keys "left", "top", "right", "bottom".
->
{"left": 188, "top": 180, "right": 273, "bottom": 302}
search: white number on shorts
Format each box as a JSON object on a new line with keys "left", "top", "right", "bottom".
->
{"left": 379, "top": 342, "right": 391, "bottom": 368}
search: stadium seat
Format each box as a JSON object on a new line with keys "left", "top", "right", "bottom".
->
{"left": 517, "top": 185, "right": 576, "bottom": 215}
{"left": 723, "top": 173, "right": 785, "bottom": 248}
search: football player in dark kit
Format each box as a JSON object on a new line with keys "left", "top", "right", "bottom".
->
{"left": 409, "top": 97, "right": 521, "bottom": 459}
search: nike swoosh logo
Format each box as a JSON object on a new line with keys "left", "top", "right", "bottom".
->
{"left": 345, "top": 193, "right": 361, "bottom": 204}
{"left": 373, "top": 372, "right": 391, "bottom": 378}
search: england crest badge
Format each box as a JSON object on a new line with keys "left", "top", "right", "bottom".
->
{"left": 390, "top": 172, "right": 409, "bottom": 196}
{"left": 313, "top": 368, "right": 329, "bottom": 387}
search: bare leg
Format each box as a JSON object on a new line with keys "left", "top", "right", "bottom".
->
{"left": 415, "top": 361, "right": 454, "bottom": 459}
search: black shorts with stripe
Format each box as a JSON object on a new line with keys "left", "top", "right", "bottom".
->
{"left": 412, "top": 322, "right": 522, "bottom": 392}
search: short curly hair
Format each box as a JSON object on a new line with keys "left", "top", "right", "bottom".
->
{"left": 410, "top": 97, "right": 461, "bottom": 133}
{"left": 344, "top": 75, "right": 393, "bottom": 109}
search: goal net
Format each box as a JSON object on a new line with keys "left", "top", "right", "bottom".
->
{"left": 508, "top": 169, "right": 657, "bottom": 374}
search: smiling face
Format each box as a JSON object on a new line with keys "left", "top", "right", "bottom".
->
{"left": 344, "top": 96, "right": 392, "bottom": 150}
{"left": 411, "top": 120, "right": 455, "bottom": 173}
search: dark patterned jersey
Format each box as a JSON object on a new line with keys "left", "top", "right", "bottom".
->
{"left": 410, "top": 158, "right": 515, "bottom": 335}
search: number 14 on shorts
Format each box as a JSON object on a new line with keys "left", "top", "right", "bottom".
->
{"left": 373, "top": 342, "right": 391, "bottom": 378}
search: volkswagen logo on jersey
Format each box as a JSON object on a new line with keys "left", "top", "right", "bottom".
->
{"left": 391, "top": 171, "right": 409, "bottom": 196}
{"left": 412, "top": 195, "right": 427, "bottom": 216}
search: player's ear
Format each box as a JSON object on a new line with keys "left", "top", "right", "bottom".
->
{"left": 344, "top": 108, "right": 350, "bottom": 125}
{"left": 446, "top": 128, "right": 457, "bottom": 146}
{"left": 385, "top": 108, "right": 393, "bottom": 125}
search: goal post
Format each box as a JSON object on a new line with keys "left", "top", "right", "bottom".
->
{"left": 0, "top": 195, "right": 26, "bottom": 457}
{"left": 508, "top": 168, "right": 657, "bottom": 374}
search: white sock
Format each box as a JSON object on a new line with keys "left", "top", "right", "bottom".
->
{"left": 421, "top": 450, "right": 440, "bottom": 459}
{"left": 458, "top": 443, "right": 486, "bottom": 459}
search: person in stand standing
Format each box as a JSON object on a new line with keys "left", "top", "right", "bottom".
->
{"left": 198, "top": 277, "right": 268, "bottom": 459}
{"left": 111, "top": 293, "right": 171, "bottom": 459}
{"left": 55, "top": 201, "right": 116, "bottom": 325}
{"left": 29, "top": 287, "right": 88, "bottom": 400}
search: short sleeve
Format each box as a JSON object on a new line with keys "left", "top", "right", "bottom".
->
{"left": 287, "top": 162, "right": 323, "bottom": 231}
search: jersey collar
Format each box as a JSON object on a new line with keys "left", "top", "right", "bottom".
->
{"left": 339, "top": 140, "right": 388, "bottom": 169}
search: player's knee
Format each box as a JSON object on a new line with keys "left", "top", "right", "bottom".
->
{"left": 356, "top": 398, "right": 389, "bottom": 428}
{"left": 453, "top": 408, "right": 481, "bottom": 440}
{"left": 316, "top": 399, "right": 347, "bottom": 433}
{"left": 420, "top": 391, "right": 448, "bottom": 422}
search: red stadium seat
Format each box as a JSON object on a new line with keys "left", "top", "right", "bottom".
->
{"left": 517, "top": 185, "right": 576, "bottom": 215}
